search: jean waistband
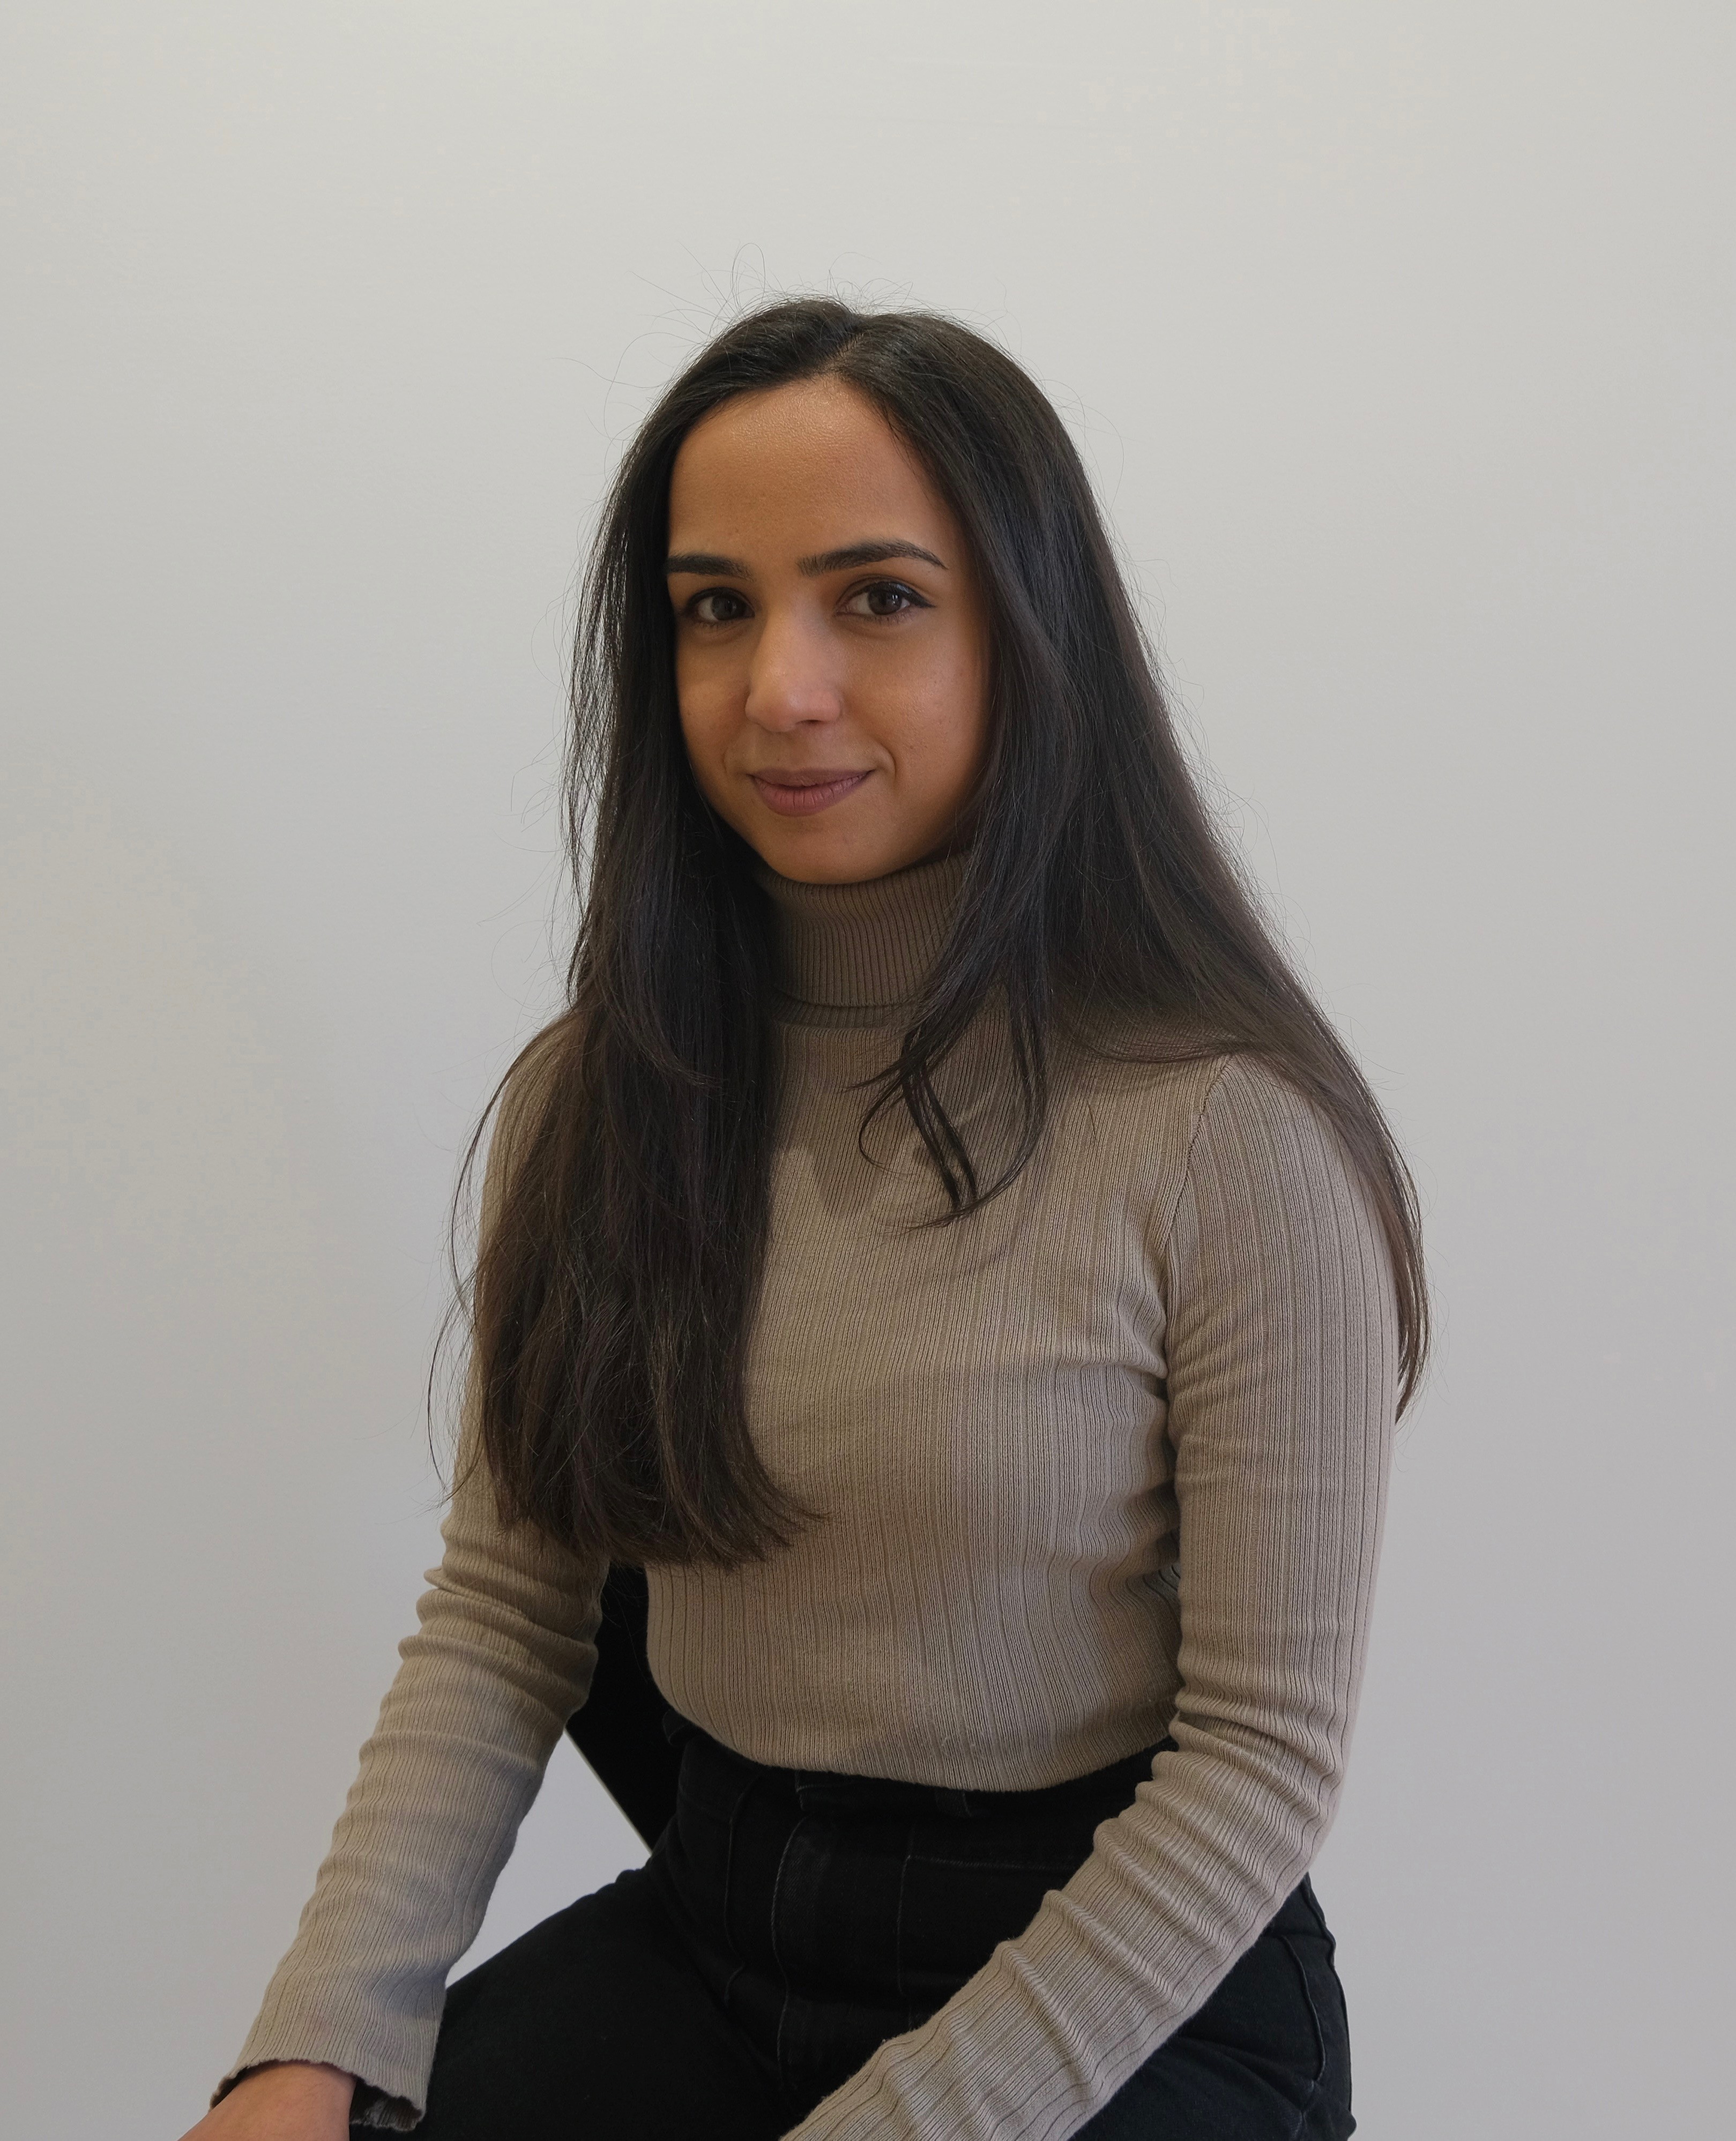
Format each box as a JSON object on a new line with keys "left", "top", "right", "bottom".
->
{"left": 662, "top": 1709, "right": 1174, "bottom": 1823}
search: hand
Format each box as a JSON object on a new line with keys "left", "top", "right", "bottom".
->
{"left": 176, "top": 2062, "right": 356, "bottom": 2140}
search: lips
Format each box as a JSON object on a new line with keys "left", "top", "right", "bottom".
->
{"left": 748, "top": 769, "right": 873, "bottom": 817}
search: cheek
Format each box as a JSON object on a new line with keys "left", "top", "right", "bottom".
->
{"left": 675, "top": 678, "right": 741, "bottom": 816}
{"left": 902, "top": 634, "right": 989, "bottom": 781}
{"left": 674, "top": 653, "right": 723, "bottom": 749}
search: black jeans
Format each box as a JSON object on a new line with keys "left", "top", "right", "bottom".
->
{"left": 414, "top": 1719, "right": 1353, "bottom": 2138}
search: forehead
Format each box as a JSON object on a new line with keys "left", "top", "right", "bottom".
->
{"left": 667, "top": 377, "right": 951, "bottom": 549}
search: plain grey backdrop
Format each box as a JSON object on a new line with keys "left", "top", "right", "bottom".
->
{"left": 3, "top": 4, "right": 1732, "bottom": 2135}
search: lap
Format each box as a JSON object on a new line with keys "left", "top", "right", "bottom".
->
{"left": 412, "top": 1870, "right": 1351, "bottom": 2141}
{"left": 413, "top": 1866, "right": 785, "bottom": 2141}
{"left": 1079, "top": 1884, "right": 1353, "bottom": 2139}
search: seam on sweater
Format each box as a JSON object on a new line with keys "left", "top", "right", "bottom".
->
{"left": 1151, "top": 1051, "right": 1241, "bottom": 1274}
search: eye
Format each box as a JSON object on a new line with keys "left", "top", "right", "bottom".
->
{"left": 687, "top": 587, "right": 753, "bottom": 626}
{"left": 841, "top": 579, "right": 930, "bottom": 620}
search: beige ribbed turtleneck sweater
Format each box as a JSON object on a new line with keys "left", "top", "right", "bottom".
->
{"left": 223, "top": 852, "right": 1397, "bottom": 2139}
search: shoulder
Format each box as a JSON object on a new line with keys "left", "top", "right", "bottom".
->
{"left": 1187, "top": 1050, "right": 1352, "bottom": 1173}
{"left": 479, "top": 1014, "right": 579, "bottom": 1220}
{"left": 1063, "top": 1030, "right": 1327, "bottom": 1166}
{"left": 495, "top": 1016, "right": 573, "bottom": 1140}
{"left": 1063, "top": 1037, "right": 1372, "bottom": 1252}
{"left": 1161, "top": 1051, "right": 1394, "bottom": 1315}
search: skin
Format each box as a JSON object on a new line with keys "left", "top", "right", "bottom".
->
{"left": 668, "top": 374, "right": 991, "bottom": 883}
{"left": 172, "top": 376, "right": 993, "bottom": 2141}
{"left": 175, "top": 2062, "right": 353, "bottom": 2140}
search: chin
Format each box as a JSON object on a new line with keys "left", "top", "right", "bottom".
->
{"left": 764, "top": 852, "right": 886, "bottom": 887}
{"left": 752, "top": 830, "right": 917, "bottom": 886}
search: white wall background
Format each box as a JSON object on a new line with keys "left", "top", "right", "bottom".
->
{"left": 3, "top": 4, "right": 1731, "bottom": 2135}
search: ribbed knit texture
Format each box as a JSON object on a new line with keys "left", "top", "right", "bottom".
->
{"left": 221, "top": 850, "right": 1397, "bottom": 2137}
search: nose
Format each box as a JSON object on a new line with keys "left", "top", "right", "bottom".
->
{"left": 742, "top": 608, "right": 844, "bottom": 732}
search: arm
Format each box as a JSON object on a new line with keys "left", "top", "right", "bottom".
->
{"left": 785, "top": 1054, "right": 1399, "bottom": 2141}
{"left": 212, "top": 1414, "right": 605, "bottom": 2129}
{"left": 213, "top": 1047, "right": 607, "bottom": 2131}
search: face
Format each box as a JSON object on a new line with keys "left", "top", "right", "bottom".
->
{"left": 666, "top": 376, "right": 990, "bottom": 884}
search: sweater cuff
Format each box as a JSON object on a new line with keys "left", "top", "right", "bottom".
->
{"left": 214, "top": 2001, "right": 434, "bottom": 2135}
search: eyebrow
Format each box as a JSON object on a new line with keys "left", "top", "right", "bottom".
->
{"left": 664, "top": 539, "right": 947, "bottom": 578}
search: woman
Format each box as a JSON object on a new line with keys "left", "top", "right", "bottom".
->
{"left": 189, "top": 298, "right": 1422, "bottom": 2140}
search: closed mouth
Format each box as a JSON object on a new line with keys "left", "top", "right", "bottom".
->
{"left": 748, "top": 769, "right": 874, "bottom": 816}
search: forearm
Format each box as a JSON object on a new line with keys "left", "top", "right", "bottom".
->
{"left": 220, "top": 1451, "right": 606, "bottom": 2124}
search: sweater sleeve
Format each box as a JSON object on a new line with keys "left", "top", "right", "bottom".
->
{"left": 215, "top": 1050, "right": 607, "bottom": 2130}
{"left": 783, "top": 1053, "right": 1399, "bottom": 2141}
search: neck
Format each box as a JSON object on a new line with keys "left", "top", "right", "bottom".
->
{"left": 752, "top": 851, "right": 970, "bottom": 1027}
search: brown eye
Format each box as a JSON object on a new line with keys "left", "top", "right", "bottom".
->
{"left": 844, "top": 580, "right": 928, "bottom": 619}
{"left": 690, "top": 588, "right": 751, "bottom": 625}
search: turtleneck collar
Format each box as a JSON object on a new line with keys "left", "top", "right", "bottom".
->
{"left": 754, "top": 849, "right": 969, "bottom": 1027}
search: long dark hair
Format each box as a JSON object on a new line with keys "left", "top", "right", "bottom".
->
{"left": 459, "top": 297, "right": 1427, "bottom": 1567}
